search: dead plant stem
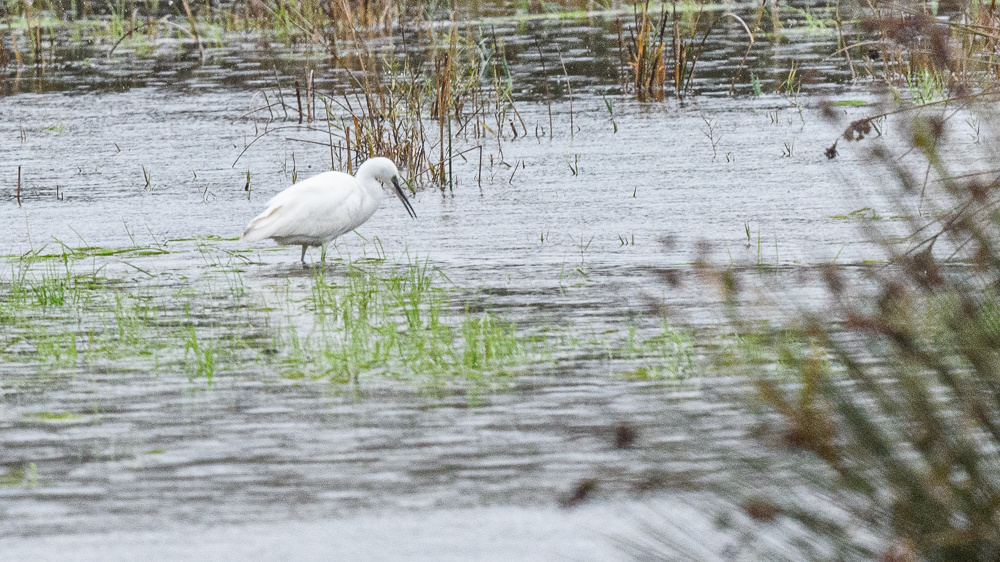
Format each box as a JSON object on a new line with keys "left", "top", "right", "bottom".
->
{"left": 179, "top": 0, "right": 205, "bottom": 60}
{"left": 558, "top": 47, "right": 573, "bottom": 137}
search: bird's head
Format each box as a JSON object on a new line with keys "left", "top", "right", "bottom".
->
{"left": 362, "top": 157, "right": 416, "bottom": 219}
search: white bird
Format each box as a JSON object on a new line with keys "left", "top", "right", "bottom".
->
{"left": 242, "top": 157, "right": 416, "bottom": 263}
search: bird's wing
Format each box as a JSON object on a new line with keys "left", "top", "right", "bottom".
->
{"left": 241, "top": 172, "right": 368, "bottom": 242}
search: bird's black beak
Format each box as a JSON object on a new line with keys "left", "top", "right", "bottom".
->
{"left": 393, "top": 177, "right": 417, "bottom": 219}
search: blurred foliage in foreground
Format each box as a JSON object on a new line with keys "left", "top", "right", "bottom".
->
{"left": 722, "top": 94, "right": 1000, "bottom": 560}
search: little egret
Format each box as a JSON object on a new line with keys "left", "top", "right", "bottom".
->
{"left": 242, "top": 157, "right": 416, "bottom": 263}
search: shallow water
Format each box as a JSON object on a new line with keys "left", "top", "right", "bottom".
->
{"left": 0, "top": 501, "right": 734, "bottom": 561}
{"left": 0, "top": 6, "right": 977, "bottom": 558}
{"left": 3, "top": 2, "right": 852, "bottom": 98}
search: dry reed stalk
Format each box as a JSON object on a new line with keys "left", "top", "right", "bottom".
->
{"left": 557, "top": 47, "right": 574, "bottom": 136}
{"left": 682, "top": 7, "right": 726, "bottom": 96}
{"left": 533, "top": 37, "right": 553, "bottom": 139}
{"left": 623, "top": 0, "right": 666, "bottom": 100}
{"left": 179, "top": 0, "right": 205, "bottom": 60}
{"left": 273, "top": 68, "right": 289, "bottom": 120}
{"left": 307, "top": 69, "right": 314, "bottom": 122}
{"left": 671, "top": 0, "right": 682, "bottom": 96}
{"left": 295, "top": 79, "right": 303, "bottom": 124}
{"left": 431, "top": 27, "right": 457, "bottom": 185}
{"left": 833, "top": 0, "right": 856, "bottom": 80}
{"left": 32, "top": 25, "right": 41, "bottom": 67}
{"left": 6, "top": 19, "right": 21, "bottom": 67}
{"left": 324, "top": 99, "right": 336, "bottom": 168}
{"left": 728, "top": 0, "right": 766, "bottom": 95}
{"left": 344, "top": 122, "right": 352, "bottom": 174}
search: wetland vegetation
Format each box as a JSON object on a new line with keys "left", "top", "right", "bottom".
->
{"left": 0, "top": 241, "right": 694, "bottom": 388}
{"left": 4, "top": 0, "right": 1000, "bottom": 559}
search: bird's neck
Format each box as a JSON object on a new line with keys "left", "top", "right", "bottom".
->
{"left": 354, "top": 166, "right": 384, "bottom": 199}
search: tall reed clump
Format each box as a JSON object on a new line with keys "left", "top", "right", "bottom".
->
{"left": 620, "top": 0, "right": 756, "bottom": 99}
{"left": 717, "top": 93, "right": 1000, "bottom": 559}
{"left": 301, "top": 24, "right": 519, "bottom": 188}
{"left": 623, "top": 0, "right": 667, "bottom": 101}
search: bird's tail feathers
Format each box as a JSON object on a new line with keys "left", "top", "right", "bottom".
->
{"left": 241, "top": 204, "right": 283, "bottom": 242}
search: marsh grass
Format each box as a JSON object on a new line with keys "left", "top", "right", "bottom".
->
{"left": 0, "top": 242, "right": 263, "bottom": 382}
{"left": 278, "top": 258, "right": 536, "bottom": 386}
{"left": 623, "top": 1, "right": 668, "bottom": 101}
{"left": 236, "top": 20, "right": 523, "bottom": 189}
{"left": 1, "top": 240, "right": 698, "bottom": 396}
{"left": 2, "top": 0, "right": 376, "bottom": 50}
{"left": 23, "top": 410, "right": 83, "bottom": 422}
{"left": 612, "top": 319, "right": 695, "bottom": 380}
{"left": 18, "top": 0, "right": 1000, "bottom": 109}
{"left": 0, "top": 462, "right": 39, "bottom": 488}
{"left": 2, "top": 0, "right": 630, "bottom": 65}
{"left": 617, "top": 0, "right": 760, "bottom": 100}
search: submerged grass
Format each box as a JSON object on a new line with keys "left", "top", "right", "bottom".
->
{"left": 0, "top": 242, "right": 694, "bottom": 392}
{"left": 276, "top": 258, "right": 539, "bottom": 386}
{"left": 612, "top": 319, "right": 695, "bottom": 379}
{"left": 0, "top": 462, "right": 39, "bottom": 488}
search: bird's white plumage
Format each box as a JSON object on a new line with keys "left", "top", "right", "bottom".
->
{"left": 242, "top": 157, "right": 415, "bottom": 262}
{"left": 242, "top": 171, "right": 374, "bottom": 244}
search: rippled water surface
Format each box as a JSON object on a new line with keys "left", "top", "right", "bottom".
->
{"left": 0, "top": 5, "right": 966, "bottom": 558}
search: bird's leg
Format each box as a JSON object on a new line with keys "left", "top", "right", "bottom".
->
{"left": 320, "top": 243, "right": 327, "bottom": 264}
{"left": 300, "top": 244, "right": 307, "bottom": 264}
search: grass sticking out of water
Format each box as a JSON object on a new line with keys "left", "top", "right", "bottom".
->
{"left": 829, "top": 207, "right": 881, "bottom": 221}
{"left": 613, "top": 319, "right": 695, "bottom": 379}
{"left": 24, "top": 411, "right": 83, "bottom": 422}
{"left": 0, "top": 463, "right": 39, "bottom": 488}
{"left": 0, "top": 242, "right": 701, "bottom": 392}
{"left": 0, "top": 244, "right": 263, "bottom": 381}
{"left": 277, "top": 259, "right": 538, "bottom": 387}
{"left": 183, "top": 326, "right": 216, "bottom": 383}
